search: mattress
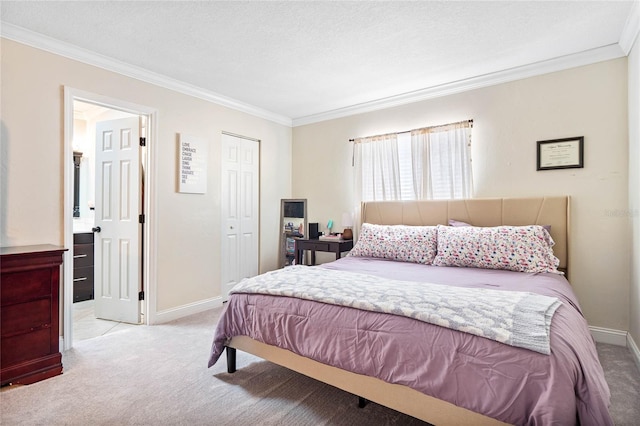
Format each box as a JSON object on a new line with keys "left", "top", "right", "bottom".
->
{"left": 209, "top": 256, "right": 612, "bottom": 425}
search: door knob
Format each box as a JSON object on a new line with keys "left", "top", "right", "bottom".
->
{"left": 92, "top": 226, "right": 101, "bottom": 233}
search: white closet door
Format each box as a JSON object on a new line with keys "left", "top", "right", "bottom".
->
{"left": 221, "top": 134, "right": 259, "bottom": 299}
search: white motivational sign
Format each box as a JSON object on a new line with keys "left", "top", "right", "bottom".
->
{"left": 178, "top": 134, "right": 208, "bottom": 194}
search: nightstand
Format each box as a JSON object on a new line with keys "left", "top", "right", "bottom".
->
{"left": 295, "top": 239, "right": 354, "bottom": 266}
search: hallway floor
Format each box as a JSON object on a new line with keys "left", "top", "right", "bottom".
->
{"left": 73, "top": 300, "right": 139, "bottom": 342}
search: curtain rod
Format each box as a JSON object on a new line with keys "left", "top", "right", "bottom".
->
{"left": 348, "top": 119, "right": 473, "bottom": 142}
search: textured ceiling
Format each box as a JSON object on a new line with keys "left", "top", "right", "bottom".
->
{"left": 0, "top": 1, "right": 636, "bottom": 124}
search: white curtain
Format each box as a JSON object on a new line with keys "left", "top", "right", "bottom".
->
{"left": 353, "top": 120, "right": 473, "bottom": 204}
{"left": 411, "top": 123, "right": 473, "bottom": 199}
{"left": 353, "top": 133, "right": 400, "bottom": 202}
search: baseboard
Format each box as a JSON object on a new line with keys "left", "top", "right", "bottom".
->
{"left": 628, "top": 333, "right": 640, "bottom": 373}
{"left": 589, "top": 326, "right": 640, "bottom": 372}
{"left": 152, "top": 296, "right": 223, "bottom": 324}
{"left": 589, "top": 326, "right": 628, "bottom": 346}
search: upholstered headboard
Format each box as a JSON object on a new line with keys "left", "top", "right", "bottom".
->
{"left": 361, "top": 196, "right": 570, "bottom": 270}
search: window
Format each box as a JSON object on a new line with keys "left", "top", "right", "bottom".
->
{"left": 397, "top": 133, "right": 415, "bottom": 200}
{"left": 354, "top": 120, "right": 473, "bottom": 202}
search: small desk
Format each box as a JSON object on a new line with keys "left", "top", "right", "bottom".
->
{"left": 295, "top": 238, "right": 354, "bottom": 266}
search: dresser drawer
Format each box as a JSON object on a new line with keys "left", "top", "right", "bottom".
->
{"left": 0, "top": 269, "right": 52, "bottom": 305}
{"left": 1, "top": 329, "right": 52, "bottom": 367}
{"left": 73, "top": 267, "right": 94, "bottom": 302}
{"left": 73, "top": 244, "right": 94, "bottom": 268}
{"left": 306, "top": 242, "right": 330, "bottom": 251}
{"left": 73, "top": 232, "right": 94, "bottom": 245}
{"left": 73, "top": 284, "right": 94, "bottom": 302}
{"left": 1, "top": 299, "right": 51, "bottom": 337}
{"left": 73, "top": 265, "right": 94, "bottom": 281}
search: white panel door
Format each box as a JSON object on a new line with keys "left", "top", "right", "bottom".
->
{"left": 94, "top": 117, "right": 141, "bottom": 324}
{"left": 221, "top": 134, "right": 259, "bottom": 299}
{"left": 239, "top": 137, "right": 259, "bottom": 280}
{"left": 221, "top": 137, "right": 240, "bottom": 298}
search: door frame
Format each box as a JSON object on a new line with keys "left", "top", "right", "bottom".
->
{"left": 62, "top": 87, "right": 158, "bottom": 350}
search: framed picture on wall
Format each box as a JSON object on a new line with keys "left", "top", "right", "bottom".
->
{"left": 178, "top": 133, "right": 208, "bottom": 193}
{"left": 536, "top": 136, "right": 584, "bottom": 171}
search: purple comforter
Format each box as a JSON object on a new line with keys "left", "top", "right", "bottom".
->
{"left": 209, "top": 257, "right": 612, "bottom": 425}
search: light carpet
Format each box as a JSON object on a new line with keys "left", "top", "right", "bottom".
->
{"left": 1, "top": 306, "right": 639, "bottom": 425}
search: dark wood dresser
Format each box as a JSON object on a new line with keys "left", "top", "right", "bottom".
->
{"left": 73, "top": 232, "right": 94, "bottom": 302}
{"left": 1, "top": 244, "right": 67, "bottom": 386}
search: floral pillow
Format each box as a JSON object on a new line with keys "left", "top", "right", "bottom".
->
{"left": 449, "top": 219, "right": 551, "bottom": 233}
{"left": 433, "top": 224, "right": 560, "bottom": 273}
{"left": 348, "top": 223, "right": 438, "bottom": 265}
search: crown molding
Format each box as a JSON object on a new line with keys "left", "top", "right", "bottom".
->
{"left": 0, "top": 23, "right": 293, "bottom": 127}
{"left": 292, "top": 43, "right": 626, "bottom": 127}
{"left": 2, "top": 21, "right": 631, "bottom": 130}
{"left": 619, "top": 0, "right": 640, "bottom": 55}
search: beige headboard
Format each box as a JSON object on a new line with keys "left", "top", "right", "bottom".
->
{"left": 361, "top": 196, "right": 570, "bottom": 270}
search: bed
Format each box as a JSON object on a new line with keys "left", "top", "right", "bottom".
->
{"left": 208, "top": 197, "right": 612, "bottom": 425}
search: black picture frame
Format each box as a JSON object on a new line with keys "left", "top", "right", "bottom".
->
{"left": 536, "top": 136, "right": 584, "bottom": 171}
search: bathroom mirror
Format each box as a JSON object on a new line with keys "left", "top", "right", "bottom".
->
{"left": 279, "top": 199, "right": 307, "bottom": 268}
{"left": 73, "top": 151, "right": 83, "bottom": 217}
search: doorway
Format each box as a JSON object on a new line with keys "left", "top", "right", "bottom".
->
{"left": 63, "top": 88, "right": 157, "bottom": 350}
{"left": 72, "top": 103, "right": 140, "bottom": 340}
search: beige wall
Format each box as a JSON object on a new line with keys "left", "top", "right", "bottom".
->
{"left": 293, "top": 59, "right": 630, "bottom": 331}
{"left": 2, "top": 37, "right": 635, "bottom": 337}
{"left": 0, "top": 39, "right": 292, "bottom": 313}
{"left": 629, "top": 36, "right": 640, "bottom": 346}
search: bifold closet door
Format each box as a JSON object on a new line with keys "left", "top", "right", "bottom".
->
{"left": 221, "top": 134, "right": 259, "bottom": 299}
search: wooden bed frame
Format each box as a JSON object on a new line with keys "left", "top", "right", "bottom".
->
{"left": 225, "top": 196, "right": 570, "bottom": 425}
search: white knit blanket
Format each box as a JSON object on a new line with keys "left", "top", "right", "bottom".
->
{"left": 231, "top": 265, "right": 562, "bottom": 354}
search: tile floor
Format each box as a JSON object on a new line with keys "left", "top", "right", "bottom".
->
{"left": 72, "top": 300, "right": 140, "bottom": 342}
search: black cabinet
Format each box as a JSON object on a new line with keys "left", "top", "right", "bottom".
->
{"left": 73, "top": 233, "right": 94, "bottom": 302}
